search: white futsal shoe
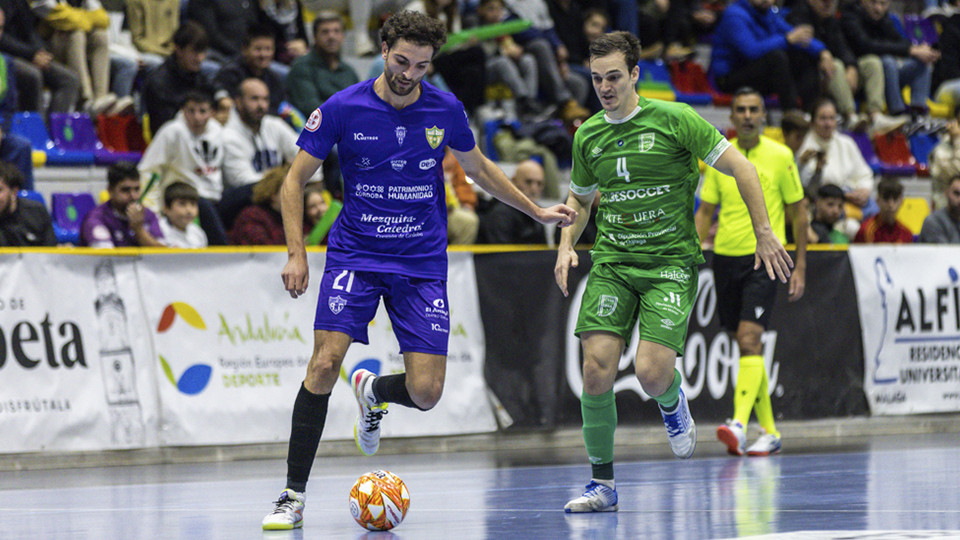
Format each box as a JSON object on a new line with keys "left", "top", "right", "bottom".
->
{"left": 262, "top": 488, "right": 305, "bottom": 530}
{"left": 747, "top": 431, "right": 782, "bottom": 456}
{"left": 351, "top": 368, "right": 388, "bottom": 456}
{"left": 659, "top": 387, "right": 697, "bottom": 459}
{"left": 564, "top": 480, "right": 619, "bottom": 513}
{"left": 716, "top": 419, "right": 746, "bottom": 456}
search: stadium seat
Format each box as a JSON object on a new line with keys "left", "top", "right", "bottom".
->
{"left": 847, "top": 131, "right": 882, "bottom": 174}
{"left": 897, "top": 197, "right": 931, "bottom": 234}
{"left": 872, "top": 131, "right": 919, "bottom": 175}
{"left": 637, "top": 60, "right": 677, "bottom": 101}
{"left": 17, "top": 189, "right": 46, "bottom": 206}
{"left": 9, "top": 111, "right": 95, "bottom": 166}
{"left": 909, "top": 131, "right": 938, "bottom": 166}
{"left": 49, "top": 113, "right": 141, "bottom": 165}
{"left": 32, "top": 150, "right": 46, "bottom": 168}
{"left": 668, "top": 60, "right": 713, "bottom": 105}
{"left": 96, "top": 114, "right": 147, "bottom": 153}
{"left": 51, "top": 192, "right": 97, "bottom": 245}
{"left": 903, "top": 14, "right": 938, "bottom": 45}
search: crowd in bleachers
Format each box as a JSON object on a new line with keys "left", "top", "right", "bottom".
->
{"left": 1, "top": 0, "right": 959, "bottom": 248}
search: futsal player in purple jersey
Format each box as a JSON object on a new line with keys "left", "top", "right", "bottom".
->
{"left": 262, "top": 11, "right": 577, "bottom": 531}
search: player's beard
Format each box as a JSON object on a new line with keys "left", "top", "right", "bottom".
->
{"left": 385, "top": 71, "right": 420, "bottom": 96}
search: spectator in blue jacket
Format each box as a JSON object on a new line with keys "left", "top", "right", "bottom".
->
{"left": 710, "top": 0, "right": 827, "bottom": 111}
{"left": 0, "top": 48, "right": 34, "bottom": 191}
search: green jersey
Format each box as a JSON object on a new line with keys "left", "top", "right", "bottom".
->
{"left": 571, "top": 97, "right": 729, "bottom": 266}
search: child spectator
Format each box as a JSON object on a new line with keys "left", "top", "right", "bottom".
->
{"left": 854, "top": 177, "right": 912, "bottom": 243}
{"left": 808, "top": 183, "right": 849, "bottom": 243}
{"left": 81, "top": 161, "right": 164, "bottom": 247}
{"left": 229, "top": 164, "right": 287, "bottom": 245}
{"left": 159, "top": 181, "right": 208, "bottom": 248}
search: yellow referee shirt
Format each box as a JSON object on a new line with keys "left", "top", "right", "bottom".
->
{"left": 700, "top": 135, "right": 804, "bottom": 256}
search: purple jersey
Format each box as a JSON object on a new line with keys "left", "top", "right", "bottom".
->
{"left": 80, "top": 202, "right": 164, "bottom": 247}
{"left": 297, "top": 79, "right": 475, "bottom": 279}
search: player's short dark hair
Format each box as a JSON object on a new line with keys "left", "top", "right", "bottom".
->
{"left": 781, "top": 110, "right": 809, "bottom": 136}
{"left": 0, "top": 162, "right": 24, "bottom": 191}
{"left": 180, "top": 89, "right": 214, "bottom": 108}
{"left": 816, "top": 183, "right": 844, "bottom": 201}
{"left": 243, "top": 23, "right": 275, "bottom": 48}
{"left": 312, "top": 10, "right": 344, "bottom": 36}
{"left": 589, "top": 31, "right": 641, "bottom": 72}
{"left": 173, "top": 21, "right": 209, "bottom": 51}
{"left": 164, "top": 181, "right": 200, "bottom": 208}
{"left": 107, "top": 162, "right": 140, "bottom": 190}
{"left": 380, "top": 10, "right": 447, "bottom": 54}
{"left": 253, "top": 165, "right": 289, "bottom": 205}
{"left": 877, "top": 177, "right": 904, "bottom": 200}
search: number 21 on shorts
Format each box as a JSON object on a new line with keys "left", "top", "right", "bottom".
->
{"left": 333, "top": 270, "right": 355, "bottom": 292}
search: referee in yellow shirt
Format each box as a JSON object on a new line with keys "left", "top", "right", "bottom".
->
{"left": 694, "top": 87, "right": 808, "bottom": 457}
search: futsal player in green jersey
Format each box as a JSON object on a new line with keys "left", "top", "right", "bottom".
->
{"left": 695, "top": 87, "right": 808, "bottom": 457}
{"left": 555, "top": 32, "right": 793, "bottom": 513}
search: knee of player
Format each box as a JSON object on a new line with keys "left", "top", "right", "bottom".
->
{"left": 735, "top": 329, "right": 763, "bottom": 356}
{"left": 634, "top": 363, "right": 671, "bottom": 395}
{"left": 305, "top": 351, "right": 344, "bottom": 380}
{"left": 410, "top": 380, "right": 443, "bottom": 410}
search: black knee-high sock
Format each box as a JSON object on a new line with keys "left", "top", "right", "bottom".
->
{"left": 286, "top": 383, "right": 329, "bottom": 492}
{"left": 372, "top": 373, "right": 427, "bottom": 410}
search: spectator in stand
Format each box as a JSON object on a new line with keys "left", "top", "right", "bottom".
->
{"left": 842, "top": 0, "right": 939, "bottom": 121}
{"left": 214, "top": 24, "right": 287, "bottom": 117}
{"left": 929, "top": 107, "right": 960, "bottom": 211}
{"left": 137, "top": 89, "right": 228, "bottom": 245}
{"left": 443, "top": 147, "right": 479, "bottom": 244}
{"left": 636, "top": 0, "right": 696, "bottom": 61}
{"left": 503, "top": 0, "right": 592, "bottom": 125}
{"left": 302, "top": 182, "right": 335, "bottom": 245}
{"left": 286, "top": 11, "right": 359, "bottom": 116}
{"left": 478, "top": 159, "right": 547, "bottom": 244}
{"left": 853, "top": 177, "right": 913, "bottom": 243}
{"left": 31, "top": 0, "right": 126, "bottom": 116}
{"left": 919, "top": 176, "right": 960, "bottom": 243}
{"left": 142, "top": 21, "right": 214, "bottom": 136}
{"left": 932, "top": 1, "right": 960, "bottom": 110}
{"left": 124, "top": 0, "right": 179, "bottom": 67}
{"left": 260, "top": 0, "right": 309, "bottom": 74}
{"left": 780, "top": 109, "right": 810, "bottom": 158}
{"left": 80, "top": 161, "right": 165, "bottom": 247}
{"left": 159, "top": 181, "right": 208, "bottom": 248}
{"left": 229, "top": 163, "right": 288, "bottom": 245}
{"left": 0, "top": 0, "right": 80, "bottom": 114}
{"left": 710, "top": 0, "right": 824, "bottom": 111}
{"left": 476, "top": 0, "right": 541, "bottom": 120}
{"left": 0, "top": 162, "right": 55, "bottom": 246}
{"left": 220, "top": 78, "right": 311, "bottom": 230}
{"left": 0, "top": 45, "right": 35, "bottom": 192}
{"left": 808, "top": 183, "right": 850, "bottom": 243}
{"left": 797, "top": 97, "right": 877, "bottom": 224}
{"left": 183, "top": 0, "right": 259, "bottom": 65}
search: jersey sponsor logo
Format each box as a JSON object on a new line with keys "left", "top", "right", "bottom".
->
{"left": 356, "top": 157, "right": 373, "bottom": 170}
{"left": 328, "top": 295, "right": 347, "bottom": 314}
{"left": 598, "top": 294, "right": 618, "bottom": 317}
{"left": 353, "top": 132, "right": 379, "bottom": 141}
{"left": 616, "top": 139, "right": 624, "bottom": 147}
{"left": 395, "top": 126, "right": 407, "bottom": 145}
{"left": 388, "top": 184, "right": 434, "bottom": 200}
{"left": 639, "top": 133, "right": 655, "bottom": 152}
{"left": 305, "top": 109, "right": 321, "bottom": 131}
{"left": 354, "top": 183, "right": 384, "bottom": 198}
{"left": 591, "top": 146, "right": 603, "bottom": 157}
{"left": 425, "top": 126, "right": 444, "bottom": 149}
{"left": 419, "top": 158, "right": 437, "bottom": 170}
{"left": 391, "top": 159, "right": 407, "bottom": 171}
{"left": 601, "top": 185, "right": 671, "bottom": 203}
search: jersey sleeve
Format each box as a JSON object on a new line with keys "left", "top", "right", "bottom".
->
{"left": 296, "top": 93, "right": 343, "bottom": 160}
{"left": 676, "top": 105, "right": 730, "bottom": 167}
{"left": 569, "top": 127, "right": 598, "bottom": 196}
{"left": 778, "top": 149, "right": 805, "bottom": 206}
{"left": 447, "top": 99, "right": 476, "bottom": 152}
{"left": 699, "top": 166, "right": 721, "bottom": 205}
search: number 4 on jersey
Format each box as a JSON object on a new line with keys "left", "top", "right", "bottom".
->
{"left": 616, "top": 157, "right": 630, "bottom": 183}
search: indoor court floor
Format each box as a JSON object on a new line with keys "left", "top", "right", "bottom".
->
{"left": 1, "top": 431, "right": 958, "bottom": 540}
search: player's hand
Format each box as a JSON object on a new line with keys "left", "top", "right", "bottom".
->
{"left": 753, "top": 229, "right": 793, "bottom": 283}
{"left": 788, "top": 265, "right": 805, "bottom": 301}
{"left": 282, "top": 252, "right": 309, "bottom": 298}
{"left": 536, "top": 204, "right": 577, "bottom": 227}
{"left": 555, "top": 247, "right": 579, "bottom": 297}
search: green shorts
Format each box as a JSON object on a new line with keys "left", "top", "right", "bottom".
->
{"left": 575, "top": 262, "right": 698, "bottom": 354}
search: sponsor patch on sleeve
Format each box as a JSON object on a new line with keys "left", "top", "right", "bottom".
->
{"left": 305, "top": 109, "right": 322, "bottom": 132}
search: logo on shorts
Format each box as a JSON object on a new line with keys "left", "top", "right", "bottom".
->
{"left": 754, "top": 306, "right": 765, "bottom": 319}
{"left": 598, "top": 295, "right": 618, "bottom": 317}
{"left": 433, "top": 298, "right": 445, "bottom": 309}
{"left": 328, "top": 295, "right": 347, "bottom": 315}
{"left": 425, "top": 126, "right": 444, "bottom": 149}
{"left": 660, "top": 318, "right": 676, "bottom": 330}
{"left": 305, "top": 109, "right": 322, "bottom": 131}
{"left": 430, "top": 323, "right": 449, "bottom": 333}
{"left": 664, "top": 291, "right": 682, "bottom": 307}
{"left": 639, "top": 133, "right": 655, "bottom": 152}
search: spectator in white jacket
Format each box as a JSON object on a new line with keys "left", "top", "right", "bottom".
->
{"left": 929, "top": 108, "right": 960, "bottom": 211}
{"left": 138, "top": 89, "right": 228, "bottom": 244}
{"left": 219, "top": 77, "right": 319, "bottom": 230}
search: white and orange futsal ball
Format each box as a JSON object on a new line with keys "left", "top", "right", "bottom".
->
{"left": 348, "top": 470, "right": 410, "bottom": 531}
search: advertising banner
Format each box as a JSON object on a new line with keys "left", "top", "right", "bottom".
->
{"left": 138, "top": 251, "right": 493, "bottom": 446}
{"left": 850, "top": 245, "right": 960, "bottom": 415}
{"left": 0, "top": 254, "right": 159, "bottom": 452}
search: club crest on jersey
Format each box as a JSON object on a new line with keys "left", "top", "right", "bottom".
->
{"left": 305, "top": 109, "right": 321, "bottom": 131}
{"left": 639, "top": 133, "right": 655, "bottom": 152}
{"left": 328, "top": 295, "right": 347, "bottom": 314}
{"left": 396, "top": 126, "right": 407, "bottom": 145}
{"left": 425, "top": 126, "right": 444, "bottom": 149}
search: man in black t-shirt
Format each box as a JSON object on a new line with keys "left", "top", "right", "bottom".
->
{"left": 0, "top": 161, "right": 56, "bottom": 247}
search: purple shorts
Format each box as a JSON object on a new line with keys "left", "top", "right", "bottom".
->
{"left": 314, "top": 269, "right": 450, "bottom": 355}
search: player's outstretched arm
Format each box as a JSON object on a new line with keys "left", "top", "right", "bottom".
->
{"left": 712, "top": 146, "right": 793, "bottom": 283}
{"left": 280, "top": 150, "right": 323, "bottom": 299}
{"left": 449, "top": 145, "right": 577, "bottom": 227}
{"left": 555, "top": 191, "right": 594, "bottom": 297}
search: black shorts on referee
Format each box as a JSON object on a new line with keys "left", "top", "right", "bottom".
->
{"left": 713, "top": 254, "right": 777, "bottom": 332}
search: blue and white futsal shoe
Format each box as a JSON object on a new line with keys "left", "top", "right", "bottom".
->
{"left": 659, "top": 387, "right": 697, "bottom": 459}
{"left": 351, "top": 368, "right": 388, "bottom": 456}
{"left": 262, "top": 489, "right": 305, "bottom": 530}
{"left": 746, "top": 431, "right": 782, "bottom": 456}
{"left": 564, "top": 481, "right": 619, "bottom": 513}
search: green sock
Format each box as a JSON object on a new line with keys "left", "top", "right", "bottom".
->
{"left": 581, "top": 390, "right": 616, "bottom": 478}
{"left": 652, "top": 369, "right": 682, "bottom": 411}
{"left": 733, "top": 355, "right": 765, "bottom": 426}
